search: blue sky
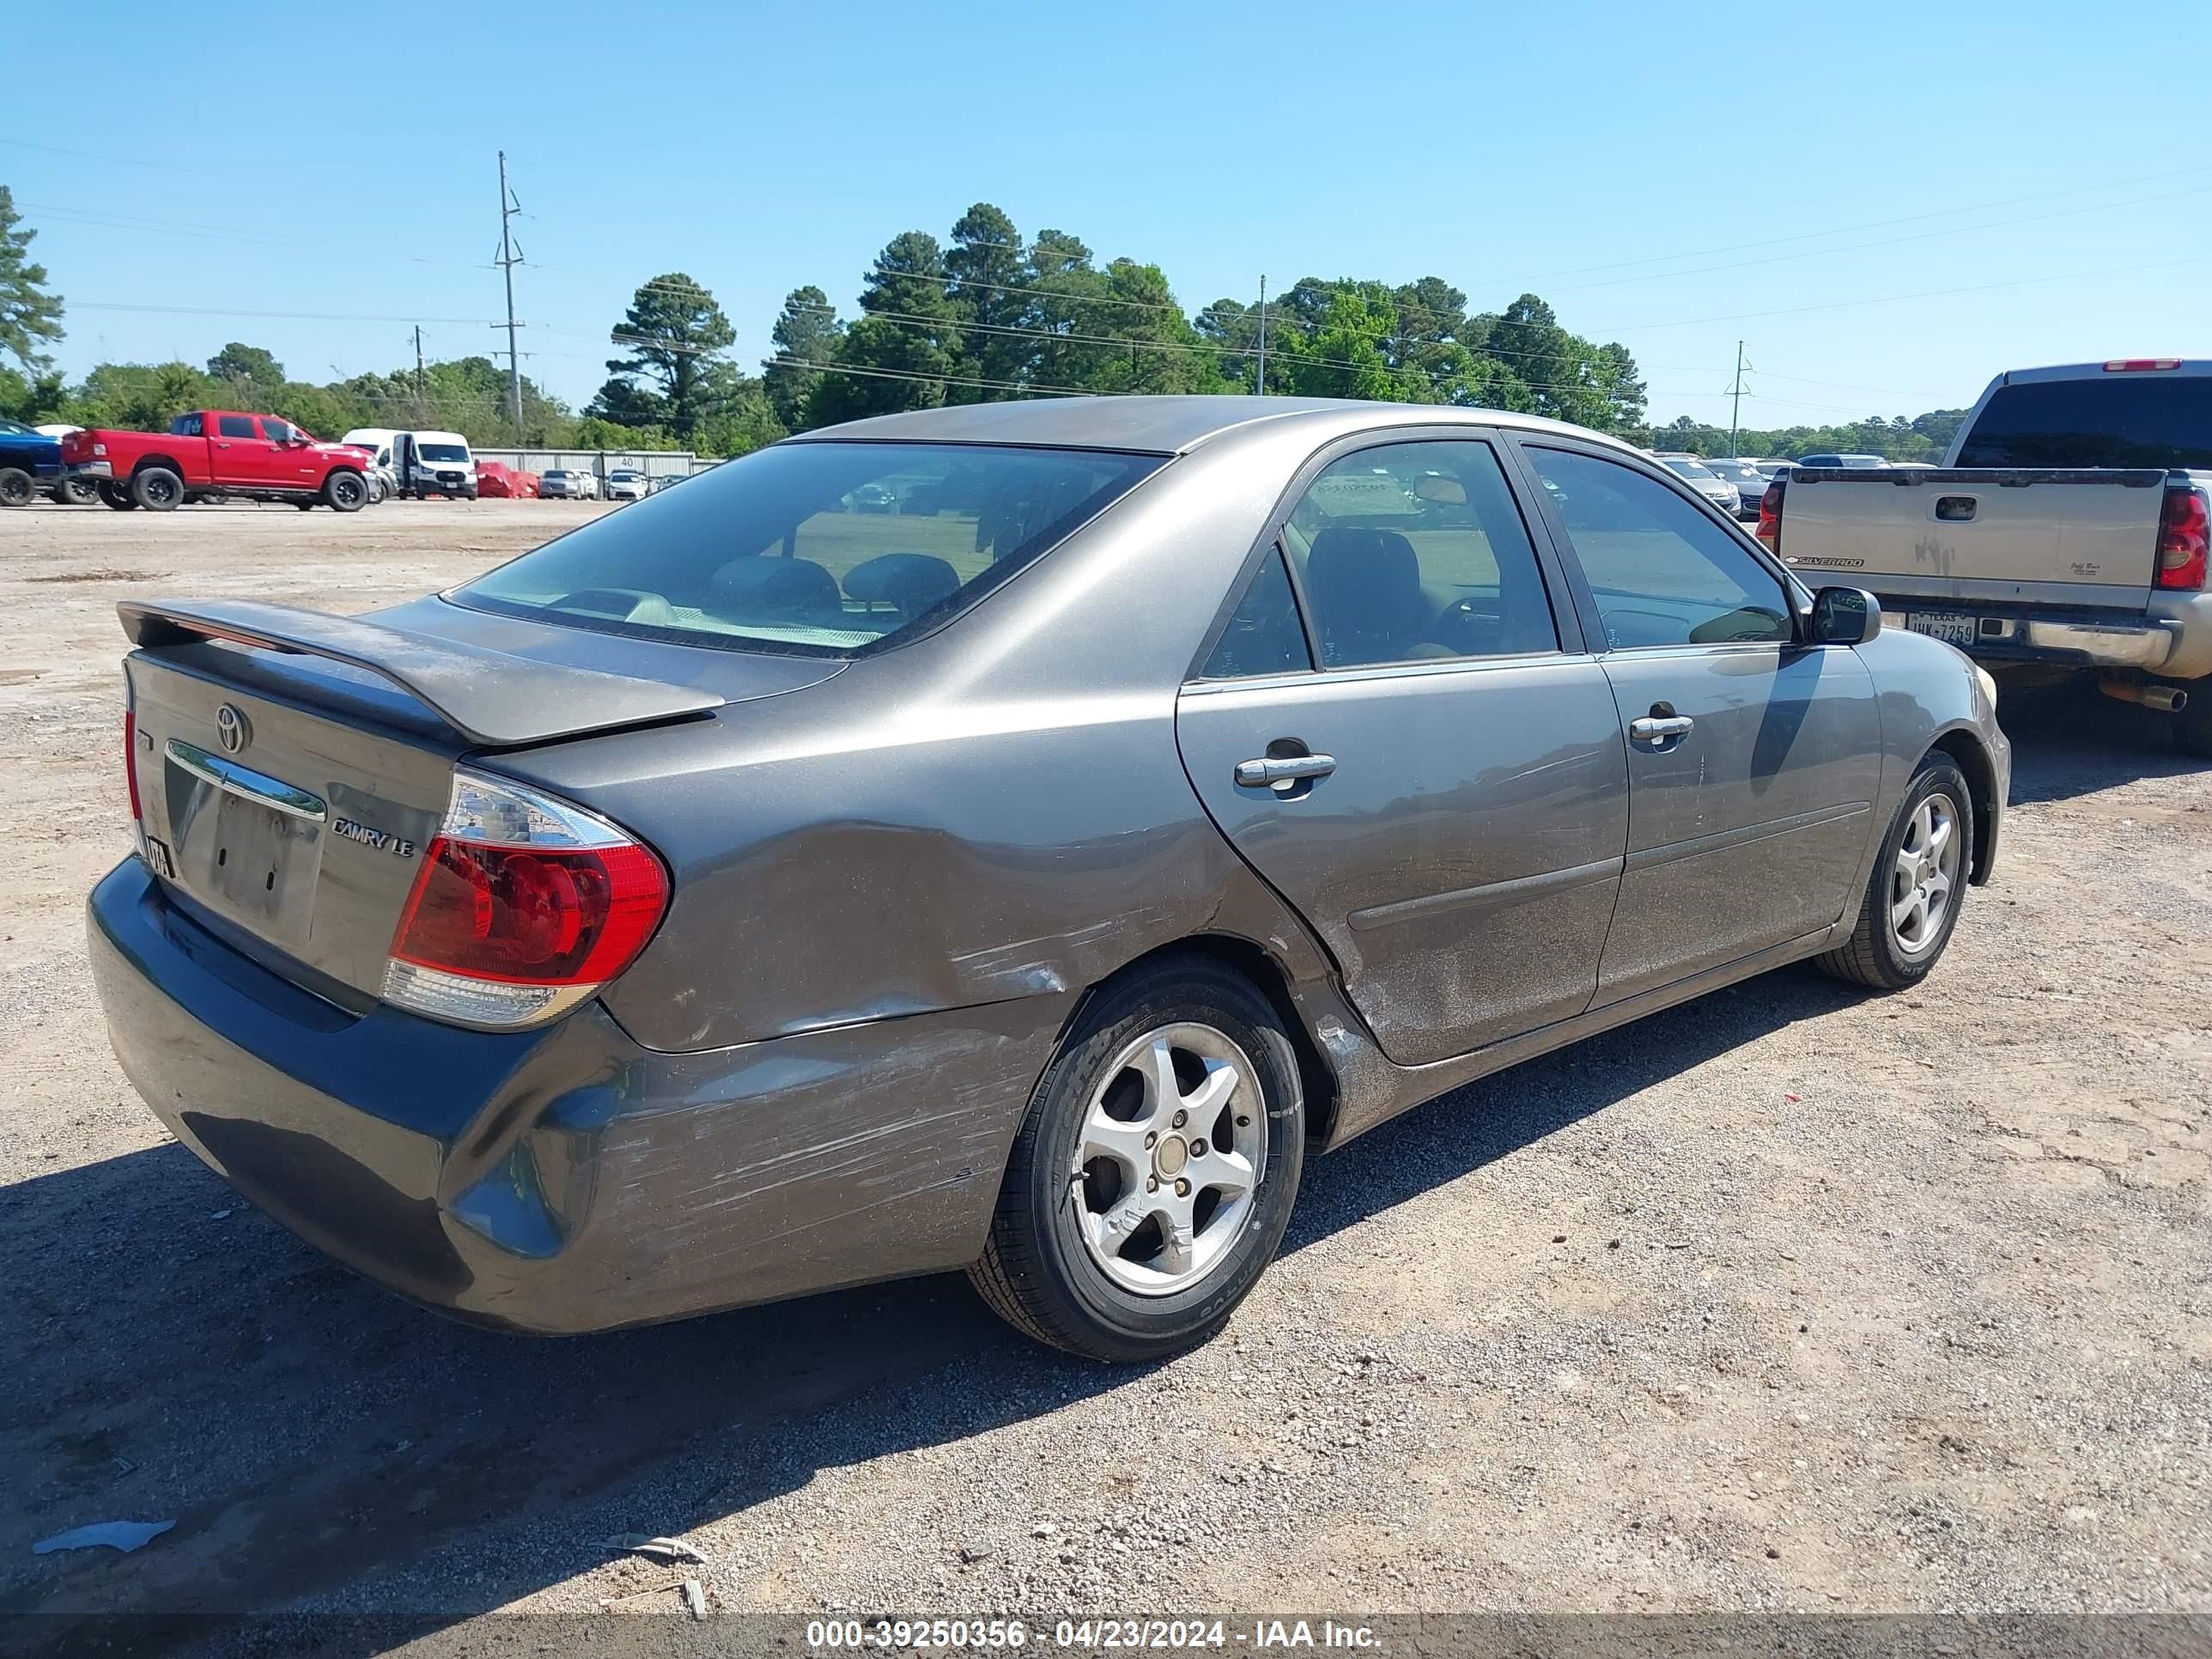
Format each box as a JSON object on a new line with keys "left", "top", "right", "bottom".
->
{"left": 9, "top": 0, "right": 2209, "bottom": 429}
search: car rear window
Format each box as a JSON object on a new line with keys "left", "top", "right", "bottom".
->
{"left": 1954, "top": 375, "right": 2212, "bottom": 468}
{"left": 453, "top": 441, "right": 1166, "bottom": 655}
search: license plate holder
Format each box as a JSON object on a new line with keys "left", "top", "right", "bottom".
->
{"left": 1907, "top": 611, "right": 1978, "bottom": 647}
{"left": 167, "top": 751, "right": 326, "bottom": 948}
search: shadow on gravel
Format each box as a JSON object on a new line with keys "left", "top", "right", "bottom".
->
{"left": 1991, "top": 674, "right": 2207, "bottom": 805}
{"left": 3, "top": 961, "right": 1872, "bottom": 1659}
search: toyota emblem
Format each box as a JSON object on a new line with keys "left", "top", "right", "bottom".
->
{"left": 216, "top": 704, "right": 251, "bottom": 755}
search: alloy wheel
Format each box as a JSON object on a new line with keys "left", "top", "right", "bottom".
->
{"left": 1072, "top": 1023, "right": 1267, "bottom": 1297}
{"left": 1889, "top": 793, "right": 1960, "bottom": 957}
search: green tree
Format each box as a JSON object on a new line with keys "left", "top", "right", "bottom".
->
{"left": 205, "top": 343, "right": 284, "bottom": 398}
{"left": 764, "top": 286, "right": 841, "bottom": 428}
{"left": 810, "top": 233, "right": 961, "bottom": 422}
{"left": 0, "top": 187, "right": 64, "bottom": 373}
{"left": 598, "top": 272, "right": 737, "bottom": 442}
{"left": 943, "top": 203, "right": 1026, "bottom": 398}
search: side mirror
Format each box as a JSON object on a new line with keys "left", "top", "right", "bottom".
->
{"left": 1809, "top": 585, "right": 1881, "bottom": 646}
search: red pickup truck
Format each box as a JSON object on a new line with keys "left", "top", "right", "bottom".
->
{"left": 63, "top": 410, "right": 374, "bottom": 512}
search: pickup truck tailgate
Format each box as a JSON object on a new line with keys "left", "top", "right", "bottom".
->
{"left": 1779, "top": 467, "right": 2169, "bottom": 606}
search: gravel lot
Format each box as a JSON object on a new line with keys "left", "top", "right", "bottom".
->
{"left": 3, "top": 500, "right": 2209, "bottom": 1652}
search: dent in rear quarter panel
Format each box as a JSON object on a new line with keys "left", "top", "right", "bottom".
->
{"left": 488, "top": 429, "right": 1340, "bottom": 1058}
{"left": 499, "top": 994, "right": 1079, "bottom": 1329}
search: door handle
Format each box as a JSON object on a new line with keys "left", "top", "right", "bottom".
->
{"left": 1234, "top": 753, "right": 1336, "bottom": 787}
{"left": 1629, "top": 715, "right": 1693, "bottom": 744}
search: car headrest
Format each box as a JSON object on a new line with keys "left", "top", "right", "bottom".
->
{"left": 843, "top": 552, "right": 961, "bottom": 620}
{"left": 1304, "top": 527, "right": 1422, "bottom": 644}
{"left": 708, "top": 556, "right": 842, "bottom": 620}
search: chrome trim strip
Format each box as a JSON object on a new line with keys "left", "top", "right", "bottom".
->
{"left": 164, "top": 739, "right": 328, "bottom": 822}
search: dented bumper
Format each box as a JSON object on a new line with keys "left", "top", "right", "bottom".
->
{"left": 88, "top": 856, "right": 1065, "bottom": 1334}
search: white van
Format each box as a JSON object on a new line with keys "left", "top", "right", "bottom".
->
{"left": 388, "top": 429, "right": 478, "bottom": 500}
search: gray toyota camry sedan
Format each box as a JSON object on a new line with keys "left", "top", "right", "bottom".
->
{"left": 88, "top": 397, "right": 2009, "bottom": 1361}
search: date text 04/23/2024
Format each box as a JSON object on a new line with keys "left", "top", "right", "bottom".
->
{"left": 803, "top": 1620, "right": 1382, "bottom": 1650}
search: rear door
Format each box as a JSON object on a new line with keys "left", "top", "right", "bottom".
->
{"left": 1512, "top": 440, "right": 1881, "bottom": 1002}
{"left": 208, "top": 411, "right": 268, "bottom": 489}
{"left": 1176, "top": 432, "right": 1631, "bottom": 1066}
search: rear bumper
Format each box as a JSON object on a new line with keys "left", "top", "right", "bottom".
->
{"left": 88, "top": 856, "right": 1055, "bottom": 1334}
{"left": 69, "top": 459, "right": 114, "bottom": 480}
{"left": 1876, "top": 600, "right": 2182, "bottom": 673}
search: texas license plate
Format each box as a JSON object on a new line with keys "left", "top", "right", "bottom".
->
{"left": 1907, "top": 612, "right": 1978, "bottom": 647}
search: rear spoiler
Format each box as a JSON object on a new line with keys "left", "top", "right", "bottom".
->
{"left": 118, "top": 599, "right": 724, "bottom": 748}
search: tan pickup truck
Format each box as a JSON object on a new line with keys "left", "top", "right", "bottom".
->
{"left": 1757, "top": 358, "right": 2212, "bottom": 754}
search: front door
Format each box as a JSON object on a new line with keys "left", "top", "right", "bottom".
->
{"left": 1176, "top": 435, "right": 1631, "bottom": 1067}
{"left": 1514, "top": 441, "right": 1882, "bottom": 1002}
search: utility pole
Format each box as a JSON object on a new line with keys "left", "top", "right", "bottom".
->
{"left": 1728, "top": 339, "right": 1748, "bottom": 457}
{"left": 1255, "top": 275, "right": 1267, "bottom": 396}
{"left": 411, "top": 325, "right": 425, "bottom": 416}
{"left": 495, "top": 151, "right": 526, "bottom": 439}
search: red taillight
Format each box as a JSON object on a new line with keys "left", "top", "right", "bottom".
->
{"left": 124, "top": 708, "right": 143, "bottom": 824}
{"left": 1756, "top": 480, "right": 1784, "bottom": 553}
{"left": 380, "top": 769, "right": 667, "bottom": 1029}
{"left": 391, "top": 838, "right": 665, "bottom": 987}
{"left": 2157, "top": 485, "right": 2209, "bottom": 591}
{"left": 2104, "top": 358, "right": 2181, "bottom": 372}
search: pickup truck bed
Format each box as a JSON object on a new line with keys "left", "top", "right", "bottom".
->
{"left": 1755, "top": 358, "right": 2212, "bottom": 755}
{"left": 1774, "top": 465, "right": 2202, "bottom": 676}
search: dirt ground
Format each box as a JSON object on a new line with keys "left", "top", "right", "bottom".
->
{"left": 3, "top": 499, "right": 2209, "bottom": 1653}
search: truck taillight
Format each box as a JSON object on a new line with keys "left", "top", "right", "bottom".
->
{"left": 2156, "top": 485, "right": 2209, "bottom": 592}
{"left": 123, "top": 708, "right": 143, "bottom": 824}
{"left": 1755, "top": 481, "right": 1784, "bottom": 553}
{"left": 2104, "top": 358, "right": 2181, "bottom": 372}
{"left": 383, "top": 770, "right": 667, "bottom": 1030}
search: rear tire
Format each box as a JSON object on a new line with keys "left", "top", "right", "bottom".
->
{"left": 131, "top": 466, "right": 184, "bottom": 511}
{"left": 323, "top": 470, "right": 367, "bottom": 513}
{"left": 1816, "top": 753, "right": 1972, "bottom": 990}
{"left": 52, "top": 476, "right": 100, "bottom": 506}
{"left": 0, "top": 467, "right": 33, "bottom": 507}
{"left": 969, "top": 957, "right": 1305, "bottom": 1362}
{"left": 2174, "top": 691, "right": 2212, "bottom": 761}
{"left": 100, "top": 481, "right": 137, "bottom": 510}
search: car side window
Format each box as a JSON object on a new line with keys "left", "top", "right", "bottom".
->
{"left": 1200, "top": 546, "right": 1311, "bottom": 678}
{"left": 174, "top": 413, "right": 204, "bottom": 438}
{"left": 217, "top": 415, "right": 256, "bottom": 440}
{"left": 1524, "top": 447, "right": 1792, "bottom": 649}
{"left": 261, "top": 418, "right": 293, "bottom": 443}
{"left": 1276, "top": 440, "right": 1558, "bottom": 669}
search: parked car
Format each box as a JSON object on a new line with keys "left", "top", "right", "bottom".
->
{"left": 62, "top": 411, "right": 373, "bottom": 511}
{"left": 539, "top": 468, "right": 599, "bottom": 500}
{"left": 1698, "top": 457, "right": 1771, "bottom": 520}
{"left": 1653, "top": 453, "right": 1746, "bottom": 515}
{"left": 1795, "top": 453, "right": 1888, "bottom": 469}
{"left": 1760, "top": 357, "right": 2212, "bottom": 753}
{"left": 88, "top": 398, "right": 2007, "bottom": 1362}
{"left": 0, "top": 416, "right": 67, "bottom": 507}
{"left": 336, "top": 434, "right": 396, "bottom": 506}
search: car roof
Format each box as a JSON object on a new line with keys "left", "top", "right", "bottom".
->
{"left": 781, "top": 394, "right": 1646, "bottom": 459}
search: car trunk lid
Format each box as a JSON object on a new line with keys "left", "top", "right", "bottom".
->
{"left": 119, "top": 598, "right": 840, "bottom": 1006}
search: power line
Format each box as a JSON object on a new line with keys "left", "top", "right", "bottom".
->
{"left": 1501, "top": 162, "right": 2212, "bottom": 284}
{"left": 1548, "top": 185, "right": 2212, "bottom": 295}
{"left": 1586, "top": 252, "right": 2207, "bottom": 335}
